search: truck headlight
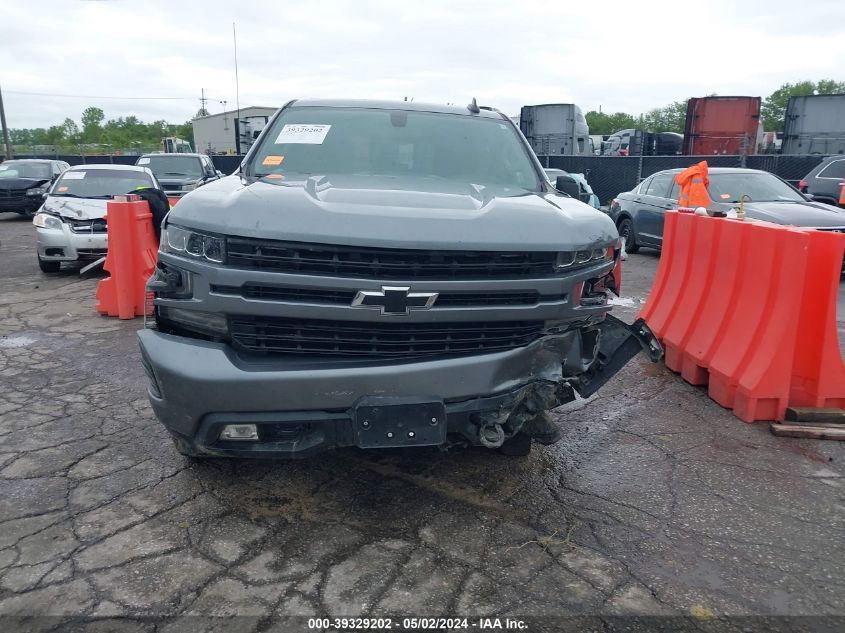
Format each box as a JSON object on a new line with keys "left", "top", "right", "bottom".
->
{"left": 33, "top": 213, "right": 63, "bottom": 230}
{"left": 555, "top": 247, "right": 609, "bottom": 270}
{"left": 181, "top": 182, "right": 198, "bottom": 192}
{"left": 160, "top": 225, "right": 225, "bottom": 263}
{"left": 27, "top": 184, "right": 49, "bottom": 197}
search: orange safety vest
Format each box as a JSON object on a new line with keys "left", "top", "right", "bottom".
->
{"left": 675, "top": 160, "right": 711, "bottom": 208}
{"left": 839, "top": 181, "right": 845, "bottom": 207}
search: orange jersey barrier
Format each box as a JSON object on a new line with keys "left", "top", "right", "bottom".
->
{"left": 168, "top": 196, "right": 180, "bottom": 207}
{"left": 95, "top": 197, "right": 159, "bottom": 320}
{"left": 639, "top": 212, "right": 845, "bottom": 422}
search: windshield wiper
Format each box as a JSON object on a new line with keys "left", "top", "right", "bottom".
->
{"left": 50, "top": 193, "right": 86, "bottom": 198}
{"left": 161, "top": 172, "right": 191, "bottom": 176}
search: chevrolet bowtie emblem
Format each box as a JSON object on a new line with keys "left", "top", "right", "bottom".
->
{"left": 351, "top": 286, "right": 439, "bottom": 315}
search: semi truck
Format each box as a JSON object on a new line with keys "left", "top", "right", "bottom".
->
{"left": 603, "top": 130, "right": 683, "bottom": 156}
{"left": 682, "top": 96, "right": 763, "bottom": 156}
{"left": 781, "top": 94, "right": 845, "bottom": 155}
{"left": 519, "top": 104, "right": 592, "bottom": 160}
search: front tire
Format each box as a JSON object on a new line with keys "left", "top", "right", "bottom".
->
{"left": 38, "top": 256, "right": 60, "bottom": 273}
{"left": 618, "top": 218, "right": 639, "bottom": 254}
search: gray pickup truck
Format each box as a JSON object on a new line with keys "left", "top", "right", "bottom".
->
{"left": 139, "top": 99, "right": 661, "bottom": 458}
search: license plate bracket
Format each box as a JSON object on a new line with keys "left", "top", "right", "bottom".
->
{"left": 354, "top": 397, "right": 447, "bottom": 449}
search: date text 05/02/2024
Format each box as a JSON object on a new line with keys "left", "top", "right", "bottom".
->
{"left": 307, "top": 617, "right": 529, "bottom": 630}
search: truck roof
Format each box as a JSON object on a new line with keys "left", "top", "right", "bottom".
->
{"left": 287, "top": 99, "right": 507, "bottom": 120}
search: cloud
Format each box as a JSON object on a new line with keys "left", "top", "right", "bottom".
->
{"left": 3, "top": 0, "right": 843, "bottom": 129}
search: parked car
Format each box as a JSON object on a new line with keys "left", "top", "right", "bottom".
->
{"left": 0, "top": 159, "right": 70, "bottom": 216}
{"left": 135, "top": 153, "right": 222, "bottom": 198}
{"left": 140, "top": 98, "right": 662, "bottom": 459}
{"left": 544, "top": 168, "right": 600, "bottom": 208}
{"left": 33, "top": 164, "right": 162, "bottom": 272}
{"left": 609, "top": 168, "right": 845, "bottom": 262}
{"left": 799, "top": 156, "right": 845, "bottom": 206}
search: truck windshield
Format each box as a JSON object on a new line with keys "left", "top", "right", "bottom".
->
{"left": 249, "top": 107, "right": 542, "bottom": 192}
{"left": 139, "top": 156, "right": 203, "bottom": 177}
{"left": 52, "top": 169, "right": 155, "bottom": 198}
{"left": 0, "top": 162, "right": 51, "bottom": 179}
{"left": 708, "top": 172, "right": 805, "bottom": 203}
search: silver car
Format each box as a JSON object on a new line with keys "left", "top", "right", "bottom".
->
{"left": 33, "top": 164, "right": 162, "bottom": 273}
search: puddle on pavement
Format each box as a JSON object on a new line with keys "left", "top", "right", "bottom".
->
{"left": 0, "top": 335, "right": 36, "bottom": 348}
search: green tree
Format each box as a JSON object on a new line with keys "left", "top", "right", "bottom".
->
{"left": 761, "top": 80, "right": 845, "bottom": 131}
{"left": 81, "top": 107, "right": 105, "bottom": 143}
{"left": 640, "top": 100, "right": 688, "bottom": 133}
{"left": 585, "top": 110, "right": 639, "bottom": 135}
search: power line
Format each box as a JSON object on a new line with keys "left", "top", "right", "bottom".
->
{"left": 5, "top": 90, "right": 199, "bottom": 100}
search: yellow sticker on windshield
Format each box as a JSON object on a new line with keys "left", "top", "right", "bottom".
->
{"left": 262, "top": 155, "right": 284, "bottom": 166}
{"left": 57, "top": 186, "right": 68, "bottom": 192}
{"left": 265, "top": 173, "right": 285, "bottom": 180}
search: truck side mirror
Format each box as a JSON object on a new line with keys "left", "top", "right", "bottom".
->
{"left": 555, "top": 175, "right": 581, "bottom": 199}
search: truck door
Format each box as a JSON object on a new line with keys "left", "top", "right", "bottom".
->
{"left": 636, "top": 172, "right": 675, "bottom": 247}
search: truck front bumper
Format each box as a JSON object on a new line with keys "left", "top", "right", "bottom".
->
{"left": 138, "top": 315, "right": 662, "bottom": 458}
{"left": 138, "top": 328, "right": 590, "bottom": 458}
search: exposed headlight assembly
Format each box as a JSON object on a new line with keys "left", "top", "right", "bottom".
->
{"left": 33, "top": 213, "right": 63, "bottom": 230}
{"left": 160, "top": 225, "right": 225, "bottom": 263}
{"left": 555, "top": 246, "right": 611, "bottom": 270}
{"left": 26, "top": 183, "right": 49, "bottom": 197}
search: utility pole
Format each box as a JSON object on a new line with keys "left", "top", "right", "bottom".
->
{"left": 233, "top": 22, "right": 241, "bottom": 154}
{"left": 0, "top": 80, "right": 12, "bottom": 159}
{"left": 198, "top": 88, "right": 209, "bottom": 117}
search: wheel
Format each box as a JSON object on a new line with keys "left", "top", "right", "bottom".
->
{"left": 37, "top": 256, "right": 60, "bottom": 273}
{"left": 171, "top": 435, "right": 202, "bottom": 458}
{"left": 618, "top": 218, "right": 639, "bottom": 254}
{"left": 498, "top": 432, "right": 532, "bottom": 457}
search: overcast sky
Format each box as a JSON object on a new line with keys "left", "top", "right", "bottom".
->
{"left": 3, "top": 0, "right": 844, "bottom": 128}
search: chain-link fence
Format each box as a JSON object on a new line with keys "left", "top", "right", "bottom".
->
{"left": 547, "top": 154, "right": 830, "bottom": 206}
{"left": 9, "top": 153, "right": 244, "bottom": 175}
{"left": 4, "top": 153, "right": 832, "bottom": 204}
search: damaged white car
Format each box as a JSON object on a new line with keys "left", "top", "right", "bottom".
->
{"left": 32, "top": 164, "right": 162, "bottom": 273}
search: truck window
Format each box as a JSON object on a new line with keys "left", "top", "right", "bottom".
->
{"left": 248, "top": 107, "right": 542, "bottom": 193}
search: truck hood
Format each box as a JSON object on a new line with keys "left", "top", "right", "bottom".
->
{"left": 168, "top": 174, "right": 618, "bottom": 251}
{"left": 715, "top": 200, "right": 845, "bottom": 228}
{"left": 42, "top": 196, "right": 108, "bottom": 220}
{"left": 0, "top": 177, "right": 50, "bottom": 191}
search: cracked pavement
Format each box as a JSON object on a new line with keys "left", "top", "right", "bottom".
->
{"left": 0, "top": 212, "right": 843, "bottom": 631}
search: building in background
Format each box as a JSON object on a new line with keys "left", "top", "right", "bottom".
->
{"left": 192, "top": 106, "right": 278, "bottom": 155}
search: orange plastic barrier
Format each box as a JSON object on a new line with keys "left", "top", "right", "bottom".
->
{"left": 167, "top": 196, "right": 180, "bottom": 207}
{"left": 95, "top": 197, "right": 159, "bottom": 320}
{"left": 639, "top": 212, "right": 845, "bottom": 422}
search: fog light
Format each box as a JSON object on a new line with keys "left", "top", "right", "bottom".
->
{"left": 220, "top": 424, "right": 258, "bottom": 440}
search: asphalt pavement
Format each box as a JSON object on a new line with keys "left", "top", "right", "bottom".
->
{"left": 0, "top": 211, "right": 843, "bottom": 632}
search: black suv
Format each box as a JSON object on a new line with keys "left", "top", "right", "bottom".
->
{"left": 0, "top": 159, "right": 70, "bottom": 216}
{"left": 800, "top": 156, "right": 845, "bottom": 206}
{"left": 134, "top": 153, "right": 222, "bottom": 199}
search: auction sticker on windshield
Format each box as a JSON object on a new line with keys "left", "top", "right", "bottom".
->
{"left": 138, "top": 157, "right": 150, "bottom": 164}
{"left": 275, "top": 124, "right": 331, "bottom": 144}
{"left": 63, "top": 172, "right": 86, "bottom": 179}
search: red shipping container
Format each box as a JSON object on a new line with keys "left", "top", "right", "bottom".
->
{"left": 682, "top": 97, "right": 762, "bottom": 156}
